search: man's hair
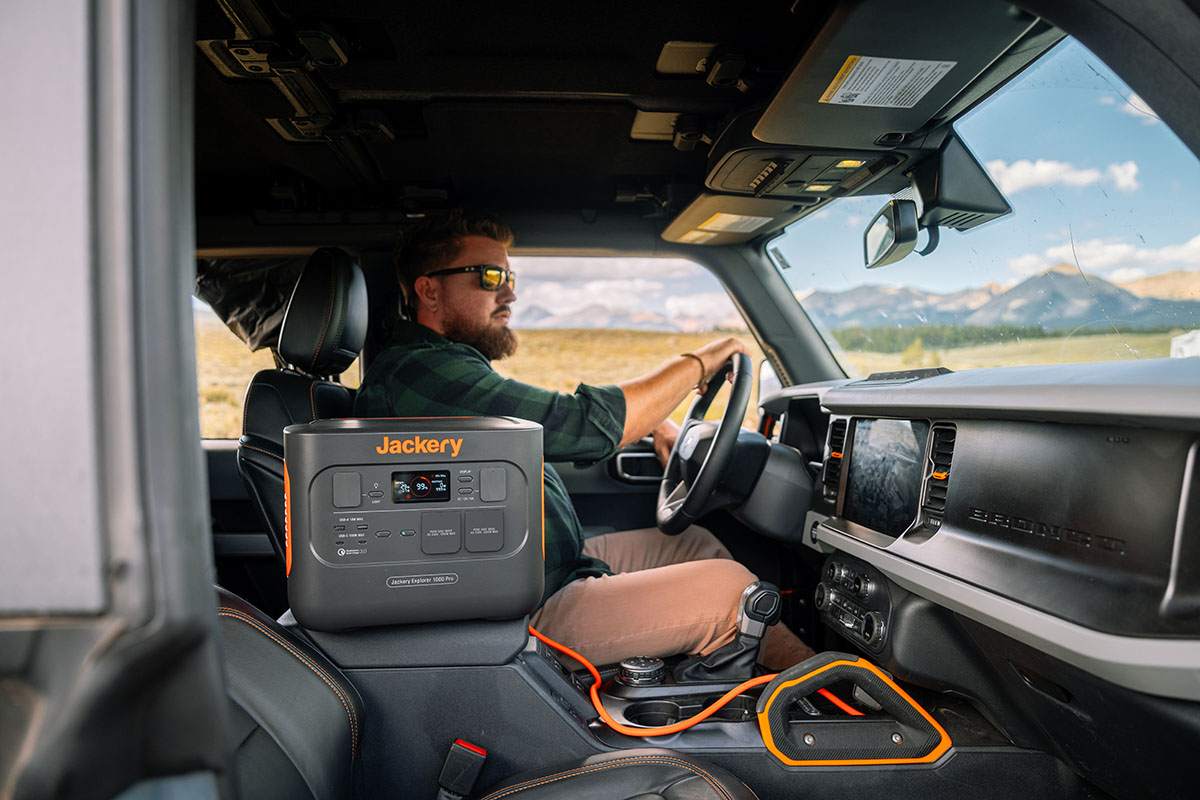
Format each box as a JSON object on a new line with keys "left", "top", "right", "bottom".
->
{"left": 394, "top": 209, "right": 515, "bottom": 310}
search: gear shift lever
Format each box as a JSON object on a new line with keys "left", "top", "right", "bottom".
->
{"left": 672, "top": 581, "right": 782, "bottom": 683}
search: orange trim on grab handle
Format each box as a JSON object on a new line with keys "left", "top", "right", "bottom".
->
{"left": 931, "top": 470, "right": 949, "bottom": 480}
{"left": 284, "top": 463, "right": 293, "bottom": 577}
{"left": 830, "top": 451, "right": 843, "bottom": 458}
{"left": 540, "top": 460, "right": 545, "bottom": 560}
{"left": 757, "top": 658, "right": 952, "bottom": 766}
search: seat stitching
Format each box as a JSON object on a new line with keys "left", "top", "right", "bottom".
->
{"left": 476, "top": 756, "right": 734, "bottom": 800}
{"left": 310, "top": 382, "right": 318, "bottom": 421}
{"left": 242, "top": 384, "right": 253, "bottom": 436}
{"left": 218, "top": 608, "right": 358, "bottom": 757}
{"left": 240, "top": 444, "right": 284, "bottom": 463}
{"left": 310, "top": 269, "right": 337, "bottom": 371}
{"left": 218, "top": 608, "right": 358, "bottom": 759}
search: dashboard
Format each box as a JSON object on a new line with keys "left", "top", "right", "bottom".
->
{"left": 757, "top": 358, "right": 1200, "bottom": 703}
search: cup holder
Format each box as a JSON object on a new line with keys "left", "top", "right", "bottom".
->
{"left": 623, "top": 694, "right": 758, "bottom": 726}
{"left": 624, "top": 700, "right": 682, "bottom": 727}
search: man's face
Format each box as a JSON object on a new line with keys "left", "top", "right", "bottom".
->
{"left": 432, "top": 235, "right": 519, "bottom": 360}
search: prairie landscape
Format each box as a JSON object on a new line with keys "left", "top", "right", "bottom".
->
{"left": 195, "top": 313, "right": 1181, "bottom": 440}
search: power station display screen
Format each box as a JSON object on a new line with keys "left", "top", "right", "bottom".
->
{"left": 842, "top": 418, "right": 930, "bottom": 537}
{"left": 392, "top": 470, "right": 451, "bottom": 503}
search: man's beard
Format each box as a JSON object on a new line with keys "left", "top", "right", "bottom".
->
{"left": 443, "top": 308, "right": 519, "bottom": 361}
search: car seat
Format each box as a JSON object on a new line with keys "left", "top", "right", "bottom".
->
{"left": 237, "top": 247, "right": 368, "bottom": 565}
{"left": 217, "top": 586, "right": 757, "bottom": 799}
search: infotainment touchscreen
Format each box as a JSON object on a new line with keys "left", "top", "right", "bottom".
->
{"left": 841, "top": 418, "right": 930, "bottom": 537}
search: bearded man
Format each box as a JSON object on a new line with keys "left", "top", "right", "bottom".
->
{"left": 354, "top": 209, "right": 814, "bottom": 670}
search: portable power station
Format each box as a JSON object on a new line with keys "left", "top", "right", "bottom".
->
{"left": 283, "top": 417, "right": 544, "bottom": 631}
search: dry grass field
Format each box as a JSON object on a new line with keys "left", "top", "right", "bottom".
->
{"left": 839, "top": 330, "right": 1177, "bottom": 375}
{"left": 195, "top": 314, "right": 1180, "bottom": 440}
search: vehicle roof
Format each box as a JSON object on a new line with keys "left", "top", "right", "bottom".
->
{"left": 201, "top": 0, "right": 1184, "bottom": 253}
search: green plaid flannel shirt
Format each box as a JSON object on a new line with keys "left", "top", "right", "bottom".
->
{"left": 353, "top": 320, "right": 624, "bottom": 601}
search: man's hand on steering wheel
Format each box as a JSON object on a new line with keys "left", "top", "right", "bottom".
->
{"left": 656, "top": 350, "right": 755, "bottom": 534}
{"left": 688, "top": 337, "right": 749, "bottom": 393}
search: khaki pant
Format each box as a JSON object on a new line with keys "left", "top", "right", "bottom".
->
{"left": 530, "top": 525, "right": 815, "bottom": 671}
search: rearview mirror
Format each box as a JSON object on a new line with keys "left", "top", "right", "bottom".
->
{"left": 863, "top": 199, "right": 918, "bottom": 269}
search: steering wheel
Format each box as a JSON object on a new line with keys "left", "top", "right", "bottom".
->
{"left": 656, "top": 352, "right": 753, "bottom": 534}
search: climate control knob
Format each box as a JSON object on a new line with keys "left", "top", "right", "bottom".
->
{"left": 860, "top": 611, "right": 886, "bottom": 647}
{"left": 815, "top": 582, "right": 831, "bottom": 611}
{"left": 852, "top": 574, "right": 873, "bottom": 600}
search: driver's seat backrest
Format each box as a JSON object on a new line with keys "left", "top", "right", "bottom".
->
{"left": 237, "top": 248, "right": 368, "bottom": 565}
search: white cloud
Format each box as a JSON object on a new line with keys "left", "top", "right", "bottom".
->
{"left": 1108, "top": 267, "right": 1147, "bottom": 283}
{"left": 843, "top": 215, "right": 865, "bottom": 227}
{"left": 1008, "top": 252, "right": 1053, "bottom": 276}
{"left": 1106, "top": 161, "right": 1140, "bottom": 191}
{"left": 1007, "top": 232, "right": 1200, "bottom": 277}
{"left": 1102, "top": 92, "right": 1160, "bottom": 125}
{"left": 509, "top": 256, "right": 702, "bottom": 281}
{"left": 984, "top": 158, "right": 1142, "bottom": 195}
{"left": 985, "top": 159, "right": 1100, "bottom": 194}
{"left": 664, "top": 291, "right": 737, "bottom": 319}
{"left": 516, "top": 277, "right": 665, "bottom": 315}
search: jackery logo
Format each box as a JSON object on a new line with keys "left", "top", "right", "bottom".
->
{"left": 376, "top": 435, "right": 463, "bottom": 457}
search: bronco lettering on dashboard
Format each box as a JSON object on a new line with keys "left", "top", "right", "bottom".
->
{"left": 968, "top": 507, "right": 1126, "bottom": 556}
{"left": 376, "top": 435, "right": 463, "bottom": 457}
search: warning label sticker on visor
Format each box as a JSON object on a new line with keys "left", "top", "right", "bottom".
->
{"left": 820, "top": 56, "right": 956, "bottom": 108}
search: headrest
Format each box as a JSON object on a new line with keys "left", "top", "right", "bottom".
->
{"left": 278, "top": 248, "right": 368, "bottom": 376}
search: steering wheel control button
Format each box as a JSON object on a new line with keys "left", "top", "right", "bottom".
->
{"left": 332, "top": 472, "right": 361, "bottom": 508}
{"left": 421, "top": 511, "right": 462, "bottom": 554}
{"left": 464, "top": 509, "right": 504, "bottom": 552}
{"left": 618, "top": 656, "right": 667, "bottom": 686}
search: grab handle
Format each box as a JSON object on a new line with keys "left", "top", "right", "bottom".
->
{"left": 755, "top": 652, "right": 952, "bottom": 766}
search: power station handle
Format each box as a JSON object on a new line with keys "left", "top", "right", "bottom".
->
{"left": 755, "top": 652, "right": 952, "bottom": 766}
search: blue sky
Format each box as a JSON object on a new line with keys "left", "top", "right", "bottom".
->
{"left": 506, "top": 39, "right": 1200, "bottom": 327}
{"left": 773, "top": 39, "right": 1200, "bottom": 295}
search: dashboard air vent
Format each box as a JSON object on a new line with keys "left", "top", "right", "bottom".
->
{"left": 922, "top": 425, "right": 957, "bottom": 527}
{"left": 822, "top": 419, "right": 848, "bottom": 502}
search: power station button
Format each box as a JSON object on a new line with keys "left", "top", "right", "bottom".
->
{"left": 480, "top": 468, "right": 506, "bottom": 502}
{"left": 333, "top": 472, "right": 361, "bottom": 508}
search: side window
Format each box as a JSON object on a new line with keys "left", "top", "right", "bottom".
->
{"left": 503, "top": 256, "right": 764, "bottom": 426}
{"left": 193, "top": 299, "right": 360, "bottom": 439}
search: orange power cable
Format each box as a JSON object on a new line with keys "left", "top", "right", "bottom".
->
{"left": 817, "top": 687, "right": 865, "bottom": 716}
{"left": 530, "top": 626, "right": 776, "bottom": 736}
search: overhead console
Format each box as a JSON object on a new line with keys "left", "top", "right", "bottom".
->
{"left": 662, "top": 0, "right": 1062, "bottom": 245}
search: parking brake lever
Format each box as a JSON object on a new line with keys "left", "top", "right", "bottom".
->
{"left": 672, "top": 581, "right": 781, "bottom": 683}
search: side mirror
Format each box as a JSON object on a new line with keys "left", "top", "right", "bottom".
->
{"left": 758, "top": 357, "right": 782, "bottom": 400}
{"left": 863, "top": 199, "right": 919, "bottom": 269}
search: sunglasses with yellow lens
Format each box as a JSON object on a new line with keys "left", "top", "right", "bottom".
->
{"left": 427, "top": 264, "right": 516, "bottom": 291}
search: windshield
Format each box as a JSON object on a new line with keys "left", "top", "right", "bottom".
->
{"left": 769, "top": 38, "right": 1200, "bottom": 377}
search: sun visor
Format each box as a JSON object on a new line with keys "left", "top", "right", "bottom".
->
{"left": 661, "top": 194, "right": 814, "bottom": 246}
{"left": 753, "top": 0, "right": 1042, "bottom": 148}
